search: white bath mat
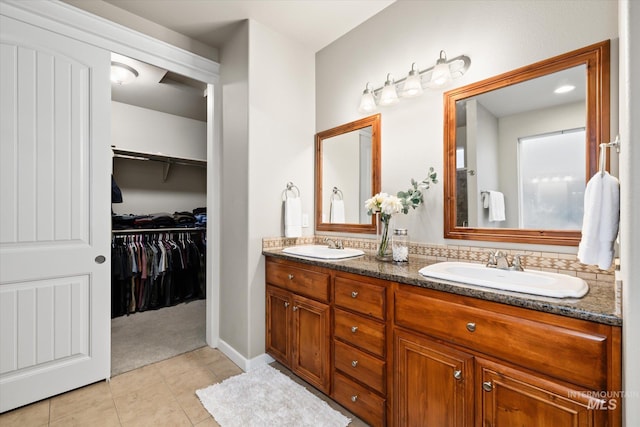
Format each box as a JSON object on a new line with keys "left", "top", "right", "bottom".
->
{"left": 196, "top": 364, "right": 351, "bottom": 427}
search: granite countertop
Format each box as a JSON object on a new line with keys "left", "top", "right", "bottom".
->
{"left": 262, "top": 248, "right": 622, "bottom": 327}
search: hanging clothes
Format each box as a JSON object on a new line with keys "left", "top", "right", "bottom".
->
{"left": 111, "top": 230, "right": 206, "bottom": 318}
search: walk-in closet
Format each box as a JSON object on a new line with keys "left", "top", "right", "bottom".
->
{"left": 110, "top": 53, "right": 209, "bottom": 375}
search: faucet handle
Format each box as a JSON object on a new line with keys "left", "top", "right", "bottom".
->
{"left": 486, "top": 250, "right": 498, "bottom": 267}
{"left": 511, "top": 254, "right": 525, "bottom": 271}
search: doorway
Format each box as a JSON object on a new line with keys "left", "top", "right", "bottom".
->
{"left": 109, "top": 53, "right": 211, "bottom": 375}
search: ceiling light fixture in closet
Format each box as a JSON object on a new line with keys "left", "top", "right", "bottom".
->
{"left": 111, "top": 62, "right": 139, "bottom": 85}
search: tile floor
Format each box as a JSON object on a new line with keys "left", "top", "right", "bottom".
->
{"left": 0, "top": 346, "right": 367, "bottom": 426}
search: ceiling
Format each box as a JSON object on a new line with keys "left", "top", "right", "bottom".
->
{"left": 99, "top": 0, "right": 395, "bottom": 121}
{"left": 103, "top": 0, "right": 395, "bottom": 53}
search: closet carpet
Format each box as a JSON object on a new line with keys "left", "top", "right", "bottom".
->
{"left": 111, "top": 299, "right": 206, "bottom": 376}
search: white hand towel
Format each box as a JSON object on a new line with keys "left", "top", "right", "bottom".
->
{"left": 330, "top": 199, "right": 346, "bottom": 224}
{"left": 488, "top": 191, "right": 506, "bottom": 222}
{"left": 578, "top": 171, "right": 620, "bottom": 270}
{"left": 284, "top": 197, "right": 302, "bottom": 238}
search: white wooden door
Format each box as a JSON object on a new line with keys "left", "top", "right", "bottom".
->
{"left": 0, "top": 14, "right": 111, "bottom": 412}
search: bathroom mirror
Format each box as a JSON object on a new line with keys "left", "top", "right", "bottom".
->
{"left": 444, "top": 40, "right": 610, "bottom": 245}
{"left": 316, "top": 114, "right": 381, "bottom": 233}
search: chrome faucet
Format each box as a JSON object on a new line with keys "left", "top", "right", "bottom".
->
{"left": 486, "top": 250, "right": 525, "bottom": 271}
{"left": 324, "top": 238, "right": 344, "bottom": 249}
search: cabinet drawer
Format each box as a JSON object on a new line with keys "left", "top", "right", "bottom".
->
{"left": 395, "top": 286, "right": 609, "bottom": 390}
{"left": 266, "top": 260, "right": 330, "bottom": 302}
{"left": 333, "top": 372, "right": 385, "bottom": 427}
{"left": 334, "top": 308, "right": 385, "bottom": 357}
{"left": 334, "top": 275, "right": 386, "bottom": 320}
{"left": 334, "top": 340, "right": 386, "bottom": 395}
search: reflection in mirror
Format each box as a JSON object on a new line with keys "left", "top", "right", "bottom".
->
{"left": 316, "top": 114, "right": 380, "bottom": 233}
{"left": 444, "top": 40, "right": 610, "bottom": 245}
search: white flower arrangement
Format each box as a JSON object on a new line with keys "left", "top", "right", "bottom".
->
{"left": 364, "top": 168, "right": 438, "bottom": 261}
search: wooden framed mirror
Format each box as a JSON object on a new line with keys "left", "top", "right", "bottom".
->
{"left": 444, "top": 40, "right": 610, "bottom": 246}
{"left": 315, "top": 114, "right": 381, "bottom": 233}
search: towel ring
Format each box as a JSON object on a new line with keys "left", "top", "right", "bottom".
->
{"left": 331, "top": 187, "right": 344, "bottom": 201}
{"left": 599, "top": 135, "right": 620, "bottom": 176}
{"left": 282, "top": 181, "right": 300, "bottom": 200}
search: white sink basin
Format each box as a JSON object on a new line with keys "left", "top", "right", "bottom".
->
{"left": 282, "top": 245, "right": 364, "bottom": 260}
{"left": 418, "top": 262, "right": 588, "bottom": 298}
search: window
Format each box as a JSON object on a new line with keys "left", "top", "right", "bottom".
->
{"left": 518, "top": 129, "right": 586, "bottom": 229}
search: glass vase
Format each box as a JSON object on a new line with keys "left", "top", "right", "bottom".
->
{"left": 376, "top": 213, "right": 393, "bottom": 262}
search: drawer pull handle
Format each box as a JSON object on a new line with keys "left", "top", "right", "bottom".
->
{"left": 292, "top": 306, "right": 298, "bottom": 312}
{"left": 351, "top": 360, "right": 358, "bottom": 368}
{"left": 482, "top": 381, "right": 493, "bottom": 392}
{"left": 466, "top": 322, "right": 476, "bottom": 332}
{"left": 351, "top": 291, "right": 358, "bottom": 298}
{"left": 351, "top": 326, "right": 358, "bottom": 333}
{"left": 453, "top": 370, "right": 462, "bottom": 380}
{"left": 351, "top": 395, "right": 358, "bottom": 402}
{"left": 284, "top": 302, "right": 290, "bottom": 308}
{"left": 288, "top": 274, "right": 294, "bottom": 280}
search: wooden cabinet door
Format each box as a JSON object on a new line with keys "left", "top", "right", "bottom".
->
{"left": 266, "top": 285, "right": 291, "bottom": 366}
{"left": 394, "top": 330, "right": 474, "bottom": 427}
{"left": 292, "top": 294, "right": 331, "bottom": 393}
{"left": 477, "top": 357, "right": 608, "bottom": 427}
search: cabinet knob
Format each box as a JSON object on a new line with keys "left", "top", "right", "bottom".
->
{"left": 351, "top": 291, "right": 359, "bottom": 298}
{"left": 351, "top": 360, "right": 358, "bottom": 368}
{"left": 288, "top": 274, "right": 294, "bottom": 280}
{"left": 466, "top": 322, "right": 476, "bottom": 332}
{"left": 453, "top": 370, "right": 462, "bottom": 380}
{"left": 284, "top": 302, "right": 290, "bottom": 308}
{"left": 482, "top": 381, "right": 493, "bottom": 392}
{"left": 292, "top": 306, "right": 298, "bottom": 312}
{"left": 351, "top": 326, "right": 358, "bottom": 333}
{"left": 351, "top": 395, "right": 358, "bottom": 402}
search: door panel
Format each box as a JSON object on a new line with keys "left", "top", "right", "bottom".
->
{"left": 477, "top": 358, "right": 607, "bottom": 427}
{"left": 0, "top": 14, "right": 111, "bottom": 412}
{"left": 292, "top": 294, "right": 330, "bottom": 393}
{"left": 395, "top": 330, "right": 474, "bottom": 427}
{"left": 265, "top": 285, "right": 291, "bottom": 365}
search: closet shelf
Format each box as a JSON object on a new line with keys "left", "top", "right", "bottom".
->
{"left": 112, "top": 147, "right": 206, "bottom": 182}
{"left": 112, "top": 227, "right": 206, "bottom": 234}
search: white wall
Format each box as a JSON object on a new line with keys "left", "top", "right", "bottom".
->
{"left": 619, "top": 1, "right": 640, "bottom": 424}
{"left": 247, "top": 19, "right": 315, "bottom": 360}
{"left": 474, "top": 102, "right": 499, "bottom": 228}
{"left": 219, "top": 18, "right": 315, "bottom": 362}
{"left": 112, "top": 101, "right": 207, "bottom": 160}
{"left": 316, "top": 0, "right": 618, "bottom": 252}
{"left": 219, "top": 21, "right": 250, "bottom": 357}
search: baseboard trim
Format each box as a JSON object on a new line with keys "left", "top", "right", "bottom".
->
{"left": 216, "top": 339, "right": 274, "bottom": 372}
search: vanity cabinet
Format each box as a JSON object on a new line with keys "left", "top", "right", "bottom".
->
{"left": 264, "top": 256, "right": 621, "bottom": 426}
{"left": 265, "top": 259, "right": 331, "bottom": 393}
{"left": 332, "top": 273, "right": 389, "bottom": 427}
{"left": 394, "top": 283, "right": 620, "bottom": 427}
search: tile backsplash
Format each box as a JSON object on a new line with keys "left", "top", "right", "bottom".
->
{"left": 262, "top": 235, "right": 615, "bottom": 281}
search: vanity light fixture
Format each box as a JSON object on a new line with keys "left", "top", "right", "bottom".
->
{"left": 358, "top": 83, "right": 377, "bottom": 113}
{"left": 358, "top": 50, "right": 471, "bottom": 112}
{"left": 402, "top": 63, "right": 423, "bottom": 97}
{"left": 379, "top": 74, "right": 400, "bottom": 106}
{"left": 110, "top": 61, "right": 139, "bottom": 85}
